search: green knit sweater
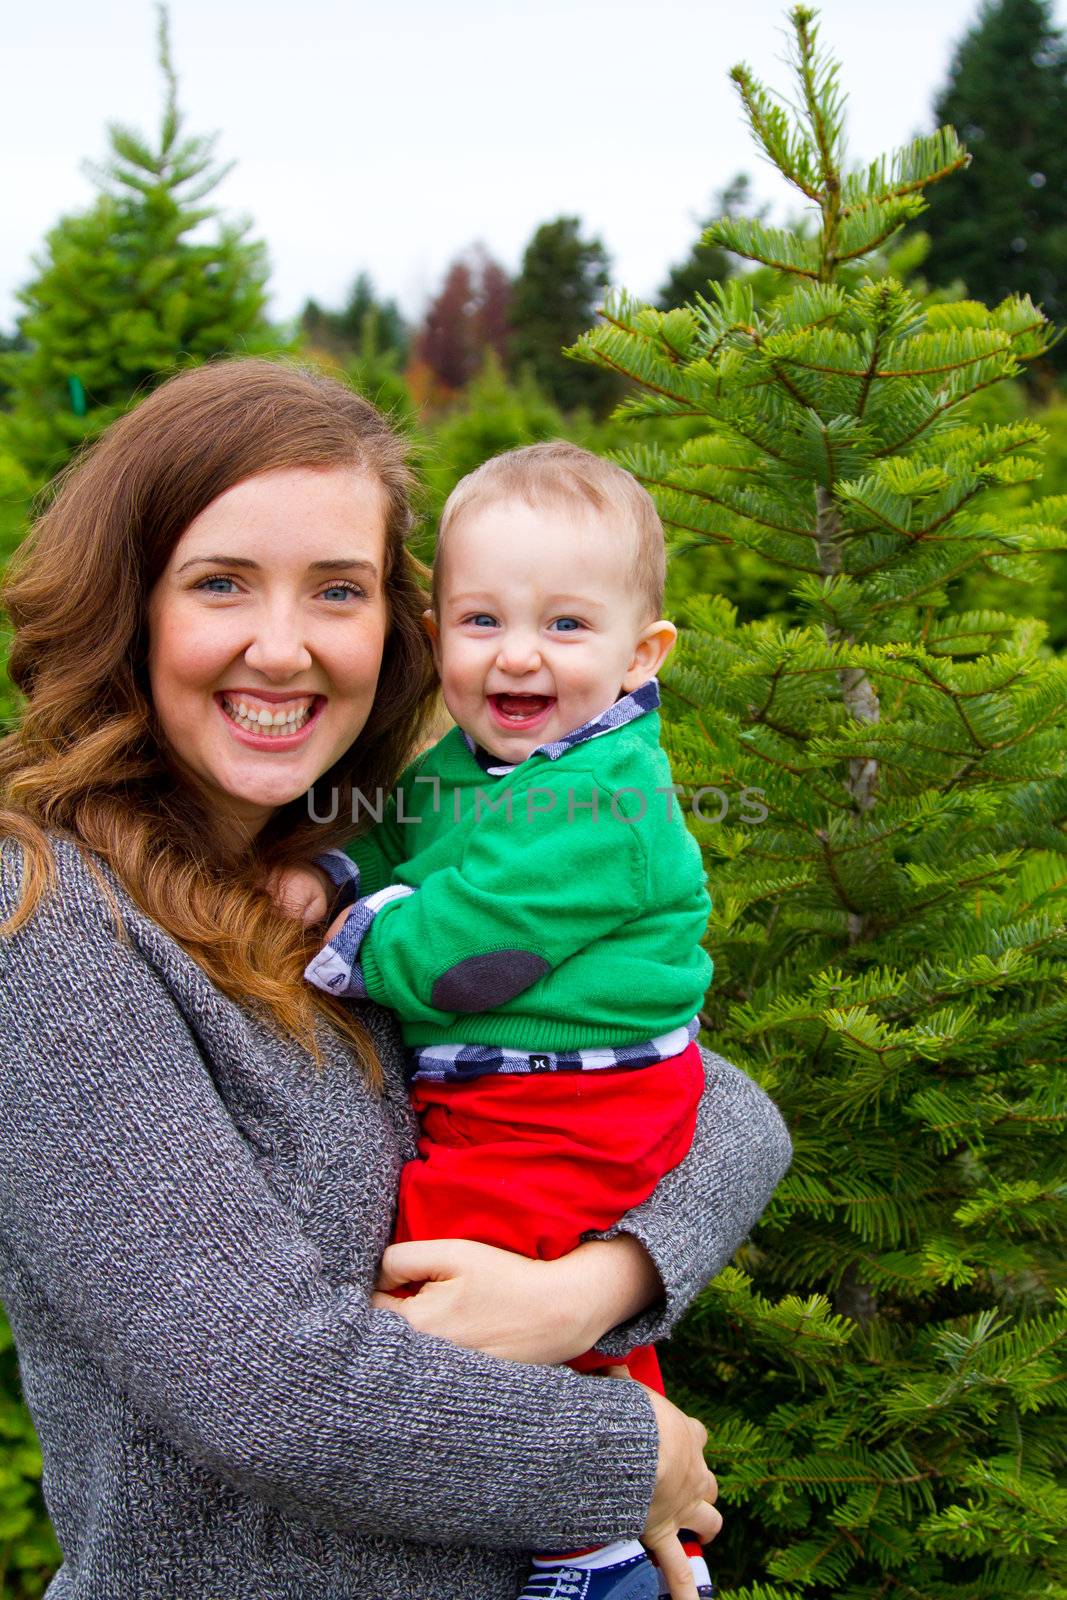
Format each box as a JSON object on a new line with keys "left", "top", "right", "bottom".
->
{"left": 344, "top": 707, "right": 712, "bottom": 1052}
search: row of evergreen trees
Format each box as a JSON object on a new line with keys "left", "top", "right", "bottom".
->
{"left": 6, "top": 0, "right": 1067, "bottom": 485}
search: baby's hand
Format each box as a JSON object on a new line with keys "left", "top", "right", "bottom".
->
{"left": 265, "top": 864, "right": 332, "bottom": 926}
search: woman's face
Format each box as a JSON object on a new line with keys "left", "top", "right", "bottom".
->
{"left": 147, "top": 465, "right": 389, "bottom": 836}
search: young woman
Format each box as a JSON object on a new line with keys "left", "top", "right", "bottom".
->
{"left": 0, "top": 360, "right": 791, "bottom": 1600}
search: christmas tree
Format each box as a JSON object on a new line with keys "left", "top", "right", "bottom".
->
{"left": 509, "top": 216, "right": 620, "bottom": 413}
{"left": 923, "top": 0, "right": 1067, "bottom": 375}
{"left": 2, "top": 6, "right": 276, "bottom": 483}
{"left": 573, "top": 10, "right": 1067, "bottom": 1596}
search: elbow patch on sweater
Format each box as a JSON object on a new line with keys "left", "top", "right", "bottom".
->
{"left": 430, "top": 951, "right": 551, "bottom": 1013}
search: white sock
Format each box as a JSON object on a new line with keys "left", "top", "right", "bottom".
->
{"left": 656, "top": 1552, "right": 712, "bottom": 1593}
{"left": 534, "top": 1539, "right": 648, "bottom": 1572}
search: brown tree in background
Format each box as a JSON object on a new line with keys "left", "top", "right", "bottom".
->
{"left": 414, "top": 246, "right": 511, "bottom": 393}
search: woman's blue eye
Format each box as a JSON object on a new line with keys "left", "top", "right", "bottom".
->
{"left": 197, "top": 576, "right": 239, "bottom": 594}
{"left": 321, "top": 582, "right": 365, "bottom": 602}
{"left": 551, "top": 617, "right": 584, "bottom": 632}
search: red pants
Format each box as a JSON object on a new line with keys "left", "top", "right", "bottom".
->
{"left": 395, "top": 1041, "right": 706, "bottom": 1389}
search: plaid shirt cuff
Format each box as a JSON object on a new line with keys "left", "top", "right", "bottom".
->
{"left": 313, "top": 850, "right": 362, "bottom": 919}
{"left": 305, "top": 884, "right": 415, "bottom": 999}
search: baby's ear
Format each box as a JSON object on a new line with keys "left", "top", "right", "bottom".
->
{"left": 622, "top": 619, "right": 677, "bottom": 690}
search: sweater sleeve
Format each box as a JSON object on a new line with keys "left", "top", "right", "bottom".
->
{"left": 344, "top": 765, "right": 649, "bottom": 1023}
{"left": 344, "top": 757, "right": 428, "bottom": 897}
{"left": 593, "top": 1048, "right": 794, "bottom": 1355}
{"left": 0, "top": 842, "right": 658, "bottom": 1551}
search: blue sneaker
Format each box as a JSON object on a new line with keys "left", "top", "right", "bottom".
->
{"left": 518, "top": 1552, "right": 659, "bottom": 1599}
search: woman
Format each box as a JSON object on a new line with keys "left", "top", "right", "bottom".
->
{"left": 0, "top": 360, "right": 791, "bottom": 1600}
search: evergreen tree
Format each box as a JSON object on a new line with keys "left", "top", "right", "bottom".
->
{"left": 573, "top": 9, "right": 1066, "bottom": 1596}
{"left": 1, "top": 5, "right": 274, "bottom": 482}
{"left": 299, "top": 272, "right": 408, "bottom": 365}
{"left": 657, "top": 175, "right": 751, "bottom": 310}
{"left": 923, "top": 0, "right": 1067, "bottom": 369}
{"left": 509, "top": 216, "right": 620, "bottom": 413}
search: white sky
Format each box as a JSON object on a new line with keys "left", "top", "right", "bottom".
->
{"left": 5, "top": 0, "right": 1065, "bottom": 331}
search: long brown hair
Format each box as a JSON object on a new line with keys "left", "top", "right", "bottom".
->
{"left": 0, "top": 359, "right": 437, "bottom": 1076}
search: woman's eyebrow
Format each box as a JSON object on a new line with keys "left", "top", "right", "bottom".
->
{"left": 176, "top": 555, "right": 379, "bottom": 577}
{"left": 307, "top": 558, "right": 380, "bottom": 577}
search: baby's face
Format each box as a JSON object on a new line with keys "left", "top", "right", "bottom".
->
{"left": 430, "top": 496, "right": 665, "bottom": 763}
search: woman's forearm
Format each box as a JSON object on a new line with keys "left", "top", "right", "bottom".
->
{"left": 547, "top": 1235, "right": 664, "bottom": 1355}
{"left": 593, "top": 1050, "right": 793, "bottom": 1356}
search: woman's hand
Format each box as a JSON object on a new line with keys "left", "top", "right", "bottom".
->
{"left": 641, "top": 1382, "right": 721, "bottom": 1600}
{"left": 373, "top": 1239, "right": 577, "bottom": 1363}
{"left": 372, "top": 1235, "right": 661, "bottom": 1364}
{"left": 264, "top": 863, "right": 331, "bottom": 925}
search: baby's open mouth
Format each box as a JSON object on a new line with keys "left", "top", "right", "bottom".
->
{"left": 488, "top": 694, "right": 555, "bottom": 726}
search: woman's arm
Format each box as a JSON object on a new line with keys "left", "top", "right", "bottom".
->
{"left": 593, "top": 1047, "right": 793, "bottom": 1356}
{"left": 377, "top": 1052, "right": 792, "bottom": 1363}
{"left": 0, "top": 840, "right": 660, "bottom": 1553}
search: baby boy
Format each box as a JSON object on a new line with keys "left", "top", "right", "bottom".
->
{"left": 299, "top": 442, "right": 714, "bottom": 1600}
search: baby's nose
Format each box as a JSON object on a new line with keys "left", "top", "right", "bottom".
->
{"left": 496, "top": 639, "right": 542, "bottom": 672}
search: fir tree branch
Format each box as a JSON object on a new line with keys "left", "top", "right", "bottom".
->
{"left": 793, "top": 7, "right": 841, "bottom": 202}
{"left": 639, "top": 472, "right": 817, "bottom": 541}
{"left": 856, "top": 323, "right": 884, "bottom": 420}
{"left": 837, "top": 151, "right": 970, "bottom": 217}
{"left": 815, "top": 487, "right": 881, "bottom": 822}
{"left": 832, "top": 219, "right": 909, "bottom": 265}
{"left": 814, "top": 827, "right": 866, "bottom": 918}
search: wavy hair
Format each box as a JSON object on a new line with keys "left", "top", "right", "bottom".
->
{"left": 0, "top": 359, "right": 438, "bottom": 1078}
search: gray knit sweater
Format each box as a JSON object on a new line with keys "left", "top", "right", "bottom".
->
{"left": 0, "top": 836, "right": 791, "bottom": 1600}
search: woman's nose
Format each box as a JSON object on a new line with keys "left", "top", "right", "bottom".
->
{"left": 242, "top": 607, "right": 314, "bottom": 679}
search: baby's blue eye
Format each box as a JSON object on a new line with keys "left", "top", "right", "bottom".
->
{"left": 468, "top": 613, "right": 498, "bottom": 628}
{"left": 550, "top": 617, "right": 584, "bottom": 632}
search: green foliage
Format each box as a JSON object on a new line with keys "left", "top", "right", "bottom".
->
{"left": 574, "top": 9, "right": 1066, "bottom": 1595}
{"left": 923, "top": 0, "right": 1067, "bottom": 372}
{"left": 416, "top": 355, "right": 569, "bottom": 529}
{"left": 299, "top": 271, "right": 408, "bottom": 365}
{"left": 509, "top": 216, "right": 621, "bottom": 414}
{"left": 0, "top": 444, "right": 34, "bottom": 732}
{"left": 1, "top": 5, "right": 278, "bottom": 483}
{"left": 0, "top": 1321, "right": 60, "bottom": 1597}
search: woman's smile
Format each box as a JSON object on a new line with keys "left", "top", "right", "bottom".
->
{"left": 216, "top": 690, "right": 323, "bottom": 744}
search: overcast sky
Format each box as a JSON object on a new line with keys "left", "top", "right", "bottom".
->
{"left": 5, "top": 0, "right": 1065, "bottom": 331}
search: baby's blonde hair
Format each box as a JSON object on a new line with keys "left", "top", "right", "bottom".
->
{"left": 433, "top": 441, "right": 666, "bottom": 620}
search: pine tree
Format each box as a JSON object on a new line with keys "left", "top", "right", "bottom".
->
{"left": 923, "top": 0, "right": 1067, "bottom": 370}
{"left": 573, "top": 10, "right": 1067, "bottom": 1596}
{"left": 299, "top": 272, "right": 408, "bottom": 365}
{"left": 1, "top": 6, "right": 275, "bottom": 483}
{"left": 509, "top": 216, "right": 621, "bottom": 413}
{"left": 657, "top": 175, "right": 751, "bottom": 310}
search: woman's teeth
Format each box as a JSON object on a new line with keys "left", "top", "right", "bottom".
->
{"left": 222, "top": 697, "right": 314, "bottom": 737}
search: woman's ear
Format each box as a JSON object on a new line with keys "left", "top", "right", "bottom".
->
{"left": 621, "top": 620, "right": 677, "bottom": 692}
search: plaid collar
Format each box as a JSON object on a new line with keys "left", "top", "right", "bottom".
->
{"left": 463, "top": 678, "right": 661, "bottom": 777}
